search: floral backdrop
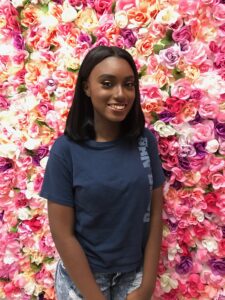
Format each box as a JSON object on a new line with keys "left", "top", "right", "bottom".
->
{"left": 1, "top": 0, "right": 225, "bottom": 299}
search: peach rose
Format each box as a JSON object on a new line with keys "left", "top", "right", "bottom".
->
{"left": 75, "top": 8, "right": 99, "bottom": 32}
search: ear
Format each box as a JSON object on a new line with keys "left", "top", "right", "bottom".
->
{"left": 82, "top": 81, "right": 90, "bottom": 97}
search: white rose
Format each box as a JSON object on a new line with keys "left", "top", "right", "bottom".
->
{"left": 3, "top": 250, "right": 17, "bottom": 264}
{"left": 192, "top": 208, "right": 204, "bottom": 222}
{"left": 155, "top": 6, "right": 180, "bottom": 25}
{"left": 202, "top": 238, "right": 218, "bottom": 252}
{"left": 0, "top": 143, "right": 18, "bottom": 159}
{"left": 39, "top": 14, "right": 58, "bottom": 29}
{"left": 24, "top": 280, "right": 36, "bottom": 295}
{"left": 115, "top": 11, "right": 128, "bottom": 28}
{"left": 24, "top": 138, "right": 41, "bottom": 150}
{"left": 11, "top": 0, "right": 24, "bottom": 7}
{"left": 153, "top": 120, "right": 176, "bottom": 137}
{"left": 206, "top": 139, "right": 219, "bottom": 153}
{"left": 40, "top": 156, "right": 49, "bottom": 169}
{"left": 62, "top": 6, "right": 77, "bottom": 23}
{"left": 160, "top": 273, "right": 178, "bottom": 293}
{"left": 18, "top": 207, "right": 31, "bottom": 220}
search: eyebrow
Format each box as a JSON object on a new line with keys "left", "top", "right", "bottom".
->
{"left": 98, "top": 74, "right": 135, "bottom": 80}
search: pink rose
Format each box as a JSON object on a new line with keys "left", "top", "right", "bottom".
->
{"left": 199, "top": 98, "right": 219, "bottom": 119}
{"left": 179, "top": 0, "right": 200, "bottom": 15}
{"left": 94, "top": 0, "right": 113, "bottom": 14}
{"left": 209, "top": 156, "right": 225, "bottom": 172}
{"left": 115, "top": 0, "right": 136, "bottom": 11}
{"left": 172, "top": 25, "right": 192, "bottom": 42}
{"left": 219, "top": 138, "right": 225, "bottom": 155}
{"left": 184, "top": 42, "right": 208, "bottom": 65}
{"left": 210, "top": 173, "right": 225, "bottom": 189}
{"left": 213, "top": 4, "right": 225, "bottom": 25}
{"left": 214, "top": 53, "right": 225, "bottom": 68}
{"left": 171, "top": 79, "right": 192, "bottom": 100}
{"left": 0, "top": 95, "right": 9, "bottom": 110}
{"left": 193, "top": 121, "right": 215, "bottom": 142}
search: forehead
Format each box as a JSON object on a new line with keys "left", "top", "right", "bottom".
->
{"left": 89, "top": 56, "right": 134, "bottom": 79}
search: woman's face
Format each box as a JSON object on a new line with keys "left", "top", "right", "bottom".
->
{"left": 84, "top": 56, "right": 136, "bottom": 127}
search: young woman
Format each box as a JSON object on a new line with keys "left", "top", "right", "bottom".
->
{"left": 40, "top": 46, "right": 165, "bottom": 300}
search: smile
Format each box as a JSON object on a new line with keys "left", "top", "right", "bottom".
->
{"left": 107, "top": 104, "right": 127, "bottom": 111}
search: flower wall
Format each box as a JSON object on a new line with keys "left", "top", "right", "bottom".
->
{"left": 0, "top": 0, "right": 225, "bottom": 299}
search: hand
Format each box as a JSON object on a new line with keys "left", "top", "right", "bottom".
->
{"left": 125, "top": 287, "right": 152, "bottom": 300}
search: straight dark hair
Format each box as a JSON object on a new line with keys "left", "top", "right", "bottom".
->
{"left": 64, "top": 45, "right": 145, "bottom": 141}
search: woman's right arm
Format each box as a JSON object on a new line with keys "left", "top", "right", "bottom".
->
{"left": 48, "top": 201, "right": 106, "bottom": 300}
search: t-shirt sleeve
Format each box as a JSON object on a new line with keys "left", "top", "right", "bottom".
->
{"left": 145, "top": 128, "right": 166, "bottom": 189}
{"left": 39, "top": 138, "right": 74, "bottom": 207}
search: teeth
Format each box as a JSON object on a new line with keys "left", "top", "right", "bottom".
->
{"left": 109, "top": 104, "right": 126, "bottom": 110}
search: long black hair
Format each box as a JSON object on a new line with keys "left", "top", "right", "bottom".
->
{"left": 64, "top": 46, "right": 145, "bottom": 141}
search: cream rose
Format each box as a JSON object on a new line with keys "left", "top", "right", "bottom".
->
{"left": 206, "top": 139, "right": 219, "bottom": 153}
{"left": 75, "top": 8, "right": 98, "bottom": 31}
{"left": 62, "top": 5, "right": 77, "bottom": 23}
{"left": 115, "top": 11, "right": 128, "bottom": 28}
{"left": 155, "top": 6, "right": 180, "bottom": 25}
{"left": 153, "top": 120, "right": 176, "bottom": 137}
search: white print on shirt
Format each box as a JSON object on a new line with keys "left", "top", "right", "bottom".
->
{"left": 137, "top": 136, "right": 153, "bottom": 223}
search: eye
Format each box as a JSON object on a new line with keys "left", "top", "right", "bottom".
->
{"left": 101, "top": 81, "right": 113, "bottom": 88}
{"left": 125, "top": 82, "right": 135, "bottom": 88}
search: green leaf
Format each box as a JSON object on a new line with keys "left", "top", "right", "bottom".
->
{"left": 13, "top": 187, "right": 21, "bottom": 192}
{"left": 111, "top": 1, "right": 116, "bottom": 14}
{"left": 49, "top": 44, "right": 56, "bottom": 51}
{"left": 35, "top": 119, "right": 54, "bottom": 132}
{"left": 153, "top": 43, "right": 165, "bottom": 54}
{"left": 150, "top": 111, "right": 159, "bottom": 124}
{"left": 172, "top": 68, "right": 185, "bottom": 80}
{"left": 43, "top": 257, "right": 54, "bottom": 263}
{"left": 17, "top": 84, "right": 27, "bottom": 93}
{"left": 138, "top": 65, "right": 147, "bottom": 78}
{"left": 25, "top": 149, "right": 34, "bottom": 156}
{"left": 91, "top": 33, "right": 97, "bottom": 44}
{"left": 25, "top": 44, "right": 33, "bottom": 53}
{"left": 10, "top": 226, "right": 18, "bottom": 233}
{"left": 39, "top": 4, "right": 49, "bottom": 13}
{"left": 165, "top": 29, "right": 173, "bottom": 41}
{"left": 30, "top": 262, "right": 42, "bottom": 272}
{"left": 160, "top": 84, "right": 168, "bottom": 91}
{"left": 67, "top": 67, "right": 79, "bottom": 73}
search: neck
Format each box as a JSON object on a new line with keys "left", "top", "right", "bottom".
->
{"left": 94, "top": 121, "right": 121, "bottom": 142}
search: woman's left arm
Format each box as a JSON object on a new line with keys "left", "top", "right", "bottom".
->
{"left": 126, "top": 185, "right": 164, "bottom": 300}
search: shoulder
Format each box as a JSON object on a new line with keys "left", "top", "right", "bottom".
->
{"left": 142, "top": 127, "right": 158, "bottom": 145}
{"left": 50, "top": 134, "right": 74, "bottom": 160}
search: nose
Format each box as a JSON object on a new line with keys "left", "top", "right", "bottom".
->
{"left": 114, "top": 84, "right": 124, "bottom": 99}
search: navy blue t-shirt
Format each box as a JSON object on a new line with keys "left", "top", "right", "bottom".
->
{"left": 40, "top": 128, "right": 165, "bottom": 273}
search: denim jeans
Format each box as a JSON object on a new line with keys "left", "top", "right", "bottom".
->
{"left": 55, "top": 260, "right": 143, "bottom": 300}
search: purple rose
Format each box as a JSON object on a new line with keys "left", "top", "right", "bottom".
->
{"left": 120, "top": 29, "right": 137, "bottom": 48}
{"left": 215, "top": 122, "right": 225, "bottom": 139}
{"left": 179, "top": 40, "right": 190, "bottom": 52}
{"left": 175, "top": 256, "right": 193, "bottom": 275}
{"left": 171, "top": 180, "right": 182, "bottom": 190}
{"left": 78, "top": 33, "right": 92, "bottom": 44}
{"left": 168, "top": 219, "right": 178, "bottom": 231}
{"left": 158, "top": 110, "right": 175, "bottom": 122}
{"left": 172, "top": 26, "right": 192, "bottom": 42}
{"left": 0, "top": 211, "right": 4, "bottom": 221}
{"left": 13, "top": 34, "right": 25, "bottom": 50}
{"left": 178, "top": 156, "right": 191, "bottom": 170}
{"left": 159, "top": 46, "right": 180, "bottom": 69}
{"left": 33, "top": 146, "right": 49, "bottom": 166}
{"left": 0, "top": 157, "right": 13, "bottom": 172}
{"left": 209, "top": 259, "right": 225, "bottom": 276}
{"left": 194, "top": 142, "right": 207, "bottom": 157}
{"left": 222, "top": 226, "right": 225, "bottom": 238}
{"left": 189, "top": 112, "right": 202, "bottom": 125}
